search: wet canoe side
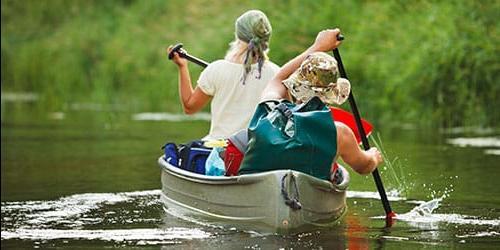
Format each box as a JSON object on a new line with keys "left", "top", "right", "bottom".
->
{"left": 158, "top": 156, "right": 349, "bottom": 234}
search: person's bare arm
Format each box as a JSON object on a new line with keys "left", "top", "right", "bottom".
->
{"left": 261, "top": 28, "right": 343, "bottom": 101}
{"left": 336, "top": 122, "right": 383, "bottom": 175}
{"left": 167, "top": 46, "right": 211, "bottom": 114}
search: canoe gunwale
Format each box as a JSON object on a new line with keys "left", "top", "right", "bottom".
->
{"left": 158, "top": 155, "right": 349, "bottom": 192}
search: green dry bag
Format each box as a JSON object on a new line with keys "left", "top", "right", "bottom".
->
{"left": 239, "top": 96, "right": 337, "bottom": 180}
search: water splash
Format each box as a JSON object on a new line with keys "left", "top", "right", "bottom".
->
{"left": 370, "top": 134, "right": 414, "bottom": 197}
{"left": 385, "top": 197, "right": 500, "bottom": 228}
{"left": 401, "top": 197, "right": 442, "bottom": 217}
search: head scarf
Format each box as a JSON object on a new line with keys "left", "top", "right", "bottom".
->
{"left": 235, "top": 10, "right": 272, "bottom": 84}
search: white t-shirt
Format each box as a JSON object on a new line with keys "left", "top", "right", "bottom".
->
{"left": 197, "top": 59, "right": 280, "bottom": 140}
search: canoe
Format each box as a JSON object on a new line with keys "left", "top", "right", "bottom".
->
{"left": 158, "top": 155, "right": 350, "bottom": 234}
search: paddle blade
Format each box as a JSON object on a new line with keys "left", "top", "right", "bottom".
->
{"left": 330, "top": 107, "right": 373, "bottom": 144}
{"left": 385, "top": 211, "right": 397, "bottom": 227}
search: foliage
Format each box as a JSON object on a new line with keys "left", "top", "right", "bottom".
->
{"left": 1, "top": 0, "right": 499, "bottom": 127}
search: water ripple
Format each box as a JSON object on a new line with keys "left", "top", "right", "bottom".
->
{"left": 132, "top": 112, "right": 211, "bottom": 122}
{"left": 1, "top": 190, "right": 162, "bottom": 230}
{"left": 1, "top": 228, "right": 211, "bottom": 244}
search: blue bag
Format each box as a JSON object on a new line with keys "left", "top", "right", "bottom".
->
{"left": 162, "top": 143, "right": 179, "bottom": 166}
{"left": 178, "top": 140, "right": 211, "bottom": 174}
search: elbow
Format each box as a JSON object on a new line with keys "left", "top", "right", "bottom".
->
{"left": 260, "top": 79, "right": 286, "bottom": 101}
{"left": 352, "top": 160, "right": 376, "bottom": 175}
{"left": 182, "top": 107, "right": 197, "bottom": 115}
{"left": 181, "top": 101, "right": 200, "bottom": 115}
{"left": 354, "top": 166, "right": 373, "bottom": 176}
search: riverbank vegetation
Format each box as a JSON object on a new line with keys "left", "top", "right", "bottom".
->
{"left": 2, "top": 0, "right": 498, "bottom": 127}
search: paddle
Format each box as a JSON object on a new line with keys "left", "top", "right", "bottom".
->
{"left": 167, "top": 43, "right": 373, "bottom": 142}
{"left": 168, "top": 43, "right": 210, "bottom": 68}
{"left": 332, "top": 46, "right": 396, "bottom": 226}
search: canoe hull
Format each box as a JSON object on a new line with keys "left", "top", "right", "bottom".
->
{"left": 158, "top": 156, "right": 348, "bottom": 234}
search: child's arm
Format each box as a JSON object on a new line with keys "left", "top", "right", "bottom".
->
{"left": 336, "top": 122, "right": 383, "bottom": 175}
{"left": 261, "top": 29, "right": 343, "bottom": 101}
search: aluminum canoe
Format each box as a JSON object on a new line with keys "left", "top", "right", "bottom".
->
{"left": 158, "top": 156, "right": 349, "bottom": 234}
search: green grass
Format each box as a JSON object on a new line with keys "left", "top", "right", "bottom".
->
{"left": 1, "top": 0, "right": 499, "bottom": 127}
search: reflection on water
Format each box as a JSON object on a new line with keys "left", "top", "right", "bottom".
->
{"left": 446, "top": 137, "right": 500, "bottom": 148}
{"left": 48, "top": 112, "right": 65, "bottom": 120}
{"left": 457, "top": 231, "right": 500, "bottom": 239}
{"left": 1, "top": 92, "right": 39, "bottom": 102}
{"left": 440, "top": 126, "right": 497, "bottom": 135}
{"left": 2, "top": 189, "right": 499, "bottom": 248}
{"left": 485, "top": 149, "right": 500, "bottom": 156}
{"left": 447, "top": 136, "right": 500, "bottom": 157}
{"left": 347, "top": 190, "right": 406, "bottom": 201}
{"left": 132, "top": 112, "right": 211, "bottom": 122}
{"left": 2, "top": 106, "right": 500, "bottom": 249}
{"left": 1, "top": 228, "right": 211, "bottom": 245}
{"left": 1, "top": 190, "right": 211, "bottom": 246}
{"left": 1, "top": 190, "right": 162, "bottom": 229}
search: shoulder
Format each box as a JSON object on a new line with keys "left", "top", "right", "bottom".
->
{"left": 200, "top": 60, "right": 229, "bottom": 79}
{"left": 335, "top": 122, "right": 354, "bottom": 141}
{"left": 265, "top": 61, "right": 280, "bottom": 72}
{"left": 210, "top": 59, "right": 227, "bottom": 66}
{"left": 205, "top": 59, "right": 227, "bottom": 70}
{"left": 203, "top": 59, "right": 241, "bottom": 74}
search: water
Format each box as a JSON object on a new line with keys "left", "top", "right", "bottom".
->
{"left": 2, "top": 99, "right": 500, "bottom": 249}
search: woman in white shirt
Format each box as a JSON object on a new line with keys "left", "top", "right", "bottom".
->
{"left": 168, "top": 10, "right": 280, "bottom": 140}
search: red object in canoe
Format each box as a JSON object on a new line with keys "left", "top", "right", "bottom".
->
{"left": 330, "top": 107, "right": 373, "bottom": 144}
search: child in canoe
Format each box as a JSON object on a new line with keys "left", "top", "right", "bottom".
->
{"left": 260, "top": 29, "right": 383, "bottom": 177}
{"left": 167, "top": 10, "right": 279, "bottom": 140}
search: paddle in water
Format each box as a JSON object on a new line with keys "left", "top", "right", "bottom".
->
{"left": 332, "top": 45, "right": 396, "bottom": 227}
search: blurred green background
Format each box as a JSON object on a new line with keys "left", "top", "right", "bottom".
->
{"left": 1, "top": 0, "right": 499, "bottom": 127}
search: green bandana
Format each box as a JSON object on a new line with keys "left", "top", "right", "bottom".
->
{"left": 235, "top": 10, "right": 272, "bottom": 84}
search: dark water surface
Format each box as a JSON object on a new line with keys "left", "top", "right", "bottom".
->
{"left": 2, "top": 100, "right": 499, "bottom": 249}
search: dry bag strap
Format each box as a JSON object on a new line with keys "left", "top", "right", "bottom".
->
{"left": 262, "top": 100, "right": 279, "bottom": 112}
{"left": 275, "top": 103, "right": 293, "bottom": 120}
{"left": 281, "top": 173, "right": 302, "bottom": 210}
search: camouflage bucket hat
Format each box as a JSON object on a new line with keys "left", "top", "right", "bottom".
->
{"left": 283, "top": 52, "right": 351, "bottom": 105}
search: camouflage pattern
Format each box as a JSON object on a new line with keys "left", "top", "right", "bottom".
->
{"left": 283, "top": 52, "right": 350, "bottom": 105}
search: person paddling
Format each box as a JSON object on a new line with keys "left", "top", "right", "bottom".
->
{"left": 167, "top": 10, "right": 279, "bottom": 140}
{"left": 261, "top": 29, "right": 383, "bottom": 177}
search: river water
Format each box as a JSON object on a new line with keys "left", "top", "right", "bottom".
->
{"left": 2, "top": 97, "right": 499, "bottom": 249}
